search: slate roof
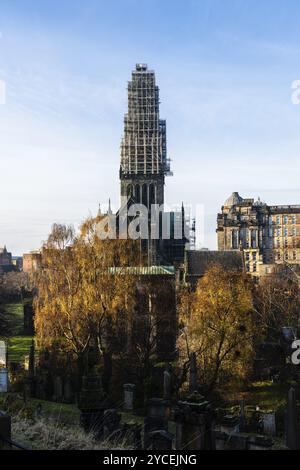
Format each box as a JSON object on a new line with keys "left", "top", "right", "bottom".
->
{"left": 185, "top": 250, "right": 244, "bottom": 277}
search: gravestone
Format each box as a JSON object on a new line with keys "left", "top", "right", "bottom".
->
{"left": 0, "top": 369, "right": 8, "bottom": 393}
{"left": 123, "top": 383, "right": 135, "bottom": 411}
{"left": 262, "top": 412, "right": 276, "bottom": 436}
{"left": 163, "top": 367, "right": 171, "bottom": 401}
{"left": 144, "top": 398, "right": 169, "bottom": 449}
{"left": 79, "top": 374, "right": 106, "bottom": 438}
{"left": 219, "top": 415, "right": 240, "bottom": 434}
{"left": 0, "top": 341, "right": 6, "bottom": 367}
{"left": 174, "top": 393, "right": 214, "bottom": 450}
{"left": 189, "top": 352, "right": 197, "bottom": 393}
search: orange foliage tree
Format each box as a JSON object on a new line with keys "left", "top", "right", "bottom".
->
{"left": 34, "top": 218, "right": 138, "bottom": 371}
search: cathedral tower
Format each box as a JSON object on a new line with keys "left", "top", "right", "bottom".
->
{"left": 120, "top": 64, "right": 172, "bottom": 208}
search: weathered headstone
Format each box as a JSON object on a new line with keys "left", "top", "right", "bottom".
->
{"left": 144, "top": 398, "right": 169, "bottom": 449}
{"left": 79, "top": 374, "right": 106, "bottom": 438}
{"left": 189, "top": 352, "right": 197, "bottom": 393}
{"left": 163, "top": 367, "right": 171, "bottom": 401}
{"left": 174, "top": 393, "right": 214, "bottom": 450}
{"left": 219, "top": 415, "right": 240, "bottom": 434}
{"left": 0, "top": 369, "right": 8, "bottom": 393}
{"left": 0, "top": 341, "right": 6, "bottom": 367}
{"left": 286, "top": 387, "right": 300, "bottom": 449}
{"left": 123, "top": 383, "right": 135, "bottom": 411}
{"left": 262, "top": 411, "right": 276, "bottom": 436}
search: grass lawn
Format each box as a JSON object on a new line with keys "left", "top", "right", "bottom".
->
{"left": 30, "top": 398, "right": 80, "bottom": 424}
{"left": 3, "top": 303, "right": 24, "bottom": 336}
{"left": 0, "top": 393, "right": 80, "bottom": 425}
{"left": 7, "top": 336, "right": 34, "bottom": 363}
{"left": 220, "top": 380, "right": 290, "bottom": 413}
{"left": 0, "top": 302, "right": 34, "bottom": 363}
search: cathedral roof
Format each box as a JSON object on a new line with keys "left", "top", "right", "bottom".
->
{"left": 186, "top": 250, "right": 244, "bottom": 277}
{"left": 224, "top": 192, "right": 243, "bottom": 207}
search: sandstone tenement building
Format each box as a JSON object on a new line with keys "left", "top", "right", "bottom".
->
{"left": 217, "top": 192, "right": 300, "bottom": 276}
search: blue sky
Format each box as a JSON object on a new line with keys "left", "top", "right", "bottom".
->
{"left": 1, "top": 0, "right": 300, "bottom": 254}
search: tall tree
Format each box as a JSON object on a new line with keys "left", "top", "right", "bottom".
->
{"left": 178, "top": 264, "right": 255, "bottom": 395}
{"left": 253, "top": 274, "right": 300, "bottom": 339}
{"left": 34, "top": 219, "right": 138, "bottom": 373}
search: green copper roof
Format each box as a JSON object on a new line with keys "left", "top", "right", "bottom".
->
{"left": 108, "top": 266, "right": 175, "bottom": 276}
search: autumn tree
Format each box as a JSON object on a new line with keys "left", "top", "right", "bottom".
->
{"left": 253, "top": 274, "right": 300, "bottom": 340}
{"left": 34, "top": 219, "right": 139, "bottom": 377}
{"left": 178, "top": 264, "right": 255, "bottom": 395}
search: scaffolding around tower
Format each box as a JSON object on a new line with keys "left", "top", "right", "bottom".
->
{"left": 120, "top": 64, "right": 171, "bottom": 178}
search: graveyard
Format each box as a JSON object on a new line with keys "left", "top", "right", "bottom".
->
{"left": 1, "top": 242, "right": 300, "bottom": 452}
{"left": 0, "top": 290, "right": 299, "bottom": 451}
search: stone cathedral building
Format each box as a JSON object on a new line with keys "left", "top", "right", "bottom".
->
{"left": 217, "top": 192, "right": 300, "bottom": 277}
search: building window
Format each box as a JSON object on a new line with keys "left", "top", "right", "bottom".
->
{"left": 284, "top": 239, "right": 288, "bottom": 248}
{"left": 246, "top": 263, "right": 250, "bottom": 272}
{"left": 285, "top": 252, "right": 289, "bottom": 261}
{"left": 277, "top": 252, "right": 281, "bottom": 260}
{"left": 283, "top": 215, "right": 288, "bottom": 224}
{"left": 276, "top": 228, "right": 281, "bottom": 236}
{"left": 277, "top": 239, "right": 280, "bottom": 248}
{"left": 252, "top": 252, "right": 257, "bottom": 260}
{"left": 293, "top": 227, "right": 297, "bottom": 236}
{"left": 253, "top": 263, "right": 257, "bottom": 273}
{"left": 232, "top": 230, "right": 238, "bottom": 249}
{"left": 251, "top": 230, "right": 257, "bottom": 249}
{"left": 245, "top": 252, "right": 250, "bottom": 261}
{"left": 276, "top": 216, "right": 280, "bottom": 225}
{"left": 284, "top": 228, "right": 288, "bottom": 236}
{"left": 293, "top": 252, "right": 297, "bottom": 260}
{"left": 292, "top": 216, "right": 296, "bottom": 224}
